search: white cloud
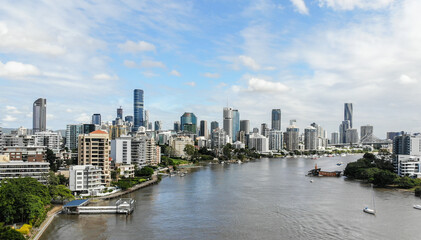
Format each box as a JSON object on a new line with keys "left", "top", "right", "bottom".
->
{"left": 247, "top": 78, "right": 289, "bottom": 92}
{"left": 399, "top": 74, "right": 417, "bottom": 84}
{"left": 184, "top": 81, "right": 196, "bottom": 87}
{"left": 93, "top": 73, "right": 118, "bottom": 81}
{"left": 123, "top": 60, "right": 137, "bottom": 68}
{"left": 75, "top": 113, "right": 90, "bottom": 123}
{"left": 317, "top": 0, "right": 395, "bottom": 11}
{"left": 2, "top": 115, "right": 17, "bottom": 122}
{"left": 202, "top": 72, "right": 220, "bottom": 78}
{"left": 66, "top": 108, "right": 72, "bottom": 113}
{"left": 142, "top": 71, "right": 159, "bottom": 78}
{"left": 290, "top": 0, "right": 309, "bottom": 14}
{"left": 6, "top": 106, "right": 21, "bottom": 114}
{"left": 118, "top": 40, "right": 156, "bottom": 52}
{"left": 0, "top": 61, "right": 40, "bottom": 78}
{"left": 238, "top": 55, "right": 261, "bottom": 70}
{"left": 170, "top": 70, "right": 181, "bottom": 76}
{"left": 140, "top": 60, "right": 166, "bottom": 68}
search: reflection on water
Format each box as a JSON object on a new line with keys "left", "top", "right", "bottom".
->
{"left": 41, "top": 155, "right": 421, "bottom": 240}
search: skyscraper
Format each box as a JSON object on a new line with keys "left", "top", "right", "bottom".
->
{"left": 331, "top": 132, "right": 339, "bottom": 144}
{"left": 144, "top": 110, "right": 149, "bottom": 129}
{"left": 271, "top": 109, "right": 281, "bottom": 130}
{"left": 285, "top": 123, "right": 299, "bottom": 151}
{"left": 211, "top": 121, "right": 219, "bottom": 133}
{"left": 361, "top": 125, "right": 373, "bottom": 139}
{"left": 344, "top": 103, "right": 353, "bottom": 128}
{"left": 174, "top": 121, "right": 181, "bottom": 132}
{"left": 117, "top": 106, "right": 123, "bottom": 119}
{"left": 304, "top": 126, "right": 317, "bottom": 150}
{"left": 339, "top": 120, "right": 350, "bottom": 144}
{"left": 240, "top": 120, "right": 250, "bottom": 134}
{"left": 232, "top": 109, "right": 240, "bottom": 142}
{"left": 200, "top": 120, "right": 208, "bottom": 138}
{"left": 154, "top": 121, "right": 162, "bottom": 131}
{"left": 180, "top": 112, "right": 197, "bottom": 131}
{"left": 33, "top": 98, "right": 46, "bottom": 133}
{"left": 125, "top": 116, "right": 134, "bottom": 123}
{"left": 261, "top": 123, "right": 268, "bottom": 137}
{"left": 92, "top": 114, "right": 101, "bottom": 125}
{"left": 223, "top": 107, "right": 233, "bottom": 142}
{"left": 134, "top": 89, "right": 144, "bottom": 131}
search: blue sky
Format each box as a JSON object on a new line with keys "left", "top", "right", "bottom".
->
{"left": 1, "top": 0, "right": 420, "bottom": 138}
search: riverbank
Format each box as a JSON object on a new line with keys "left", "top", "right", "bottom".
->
{"left": 30, "top": 205, "right": 62, "bottom": 240}
{"left": 96, "top": 175, "right": 158, "bottom": 200}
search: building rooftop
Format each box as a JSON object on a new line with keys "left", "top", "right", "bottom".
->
{"left": 90, "top": 130, "right": 108, "bottom": 135}
{"left": 64, "top": 199, "right": 89, "bottom": 208}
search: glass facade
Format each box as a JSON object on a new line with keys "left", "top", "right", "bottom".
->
{"left": 134, "top": 89, "right": 144, "bottom": 131}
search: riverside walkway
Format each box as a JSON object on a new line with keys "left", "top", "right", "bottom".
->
{"left": 97, "top": 175, "right": 158, "bottom": 200}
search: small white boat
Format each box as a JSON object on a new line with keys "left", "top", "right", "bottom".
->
{"left": 237, "top": 160, "right": 242, "bottom": 164}
{"left": 363, "top": 207, "right": 375, "bottom": 215}
{"left": 310, "top": 180, "right": 314, "bottom": 183}
{"left": 413, "top": 205, "right": 421, "bottom": 210}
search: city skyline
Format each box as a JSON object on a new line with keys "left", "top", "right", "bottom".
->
{"left": 1, "top": 1, "right": 421, "bottom": 136}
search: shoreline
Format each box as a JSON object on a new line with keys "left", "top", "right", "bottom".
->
{"left": 31, "top": 205, "right": 62, "bottom": 240}
{"left": 96, "top": 175, "right": 159, "bottom": 200}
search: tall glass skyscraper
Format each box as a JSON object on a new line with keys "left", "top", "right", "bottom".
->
{"left": 232, "top": 109, "right": 240, "bottom": 142}
{"left": 344, "top": 103, "right": 353, "bottom": 128}
{"left": 180, "top": 112, "right": 197, "bottom": 131}
{"left": 33, "top": 98, "right": 47, "bottom": 133}
{"left": 134, "top": 89, "right": 144, "bottom": 131}
{"left": 117, "top": 107, "right": 123, "bottom": 119}
{"left": 271, "top": 109, "right": 281, "bottom": 130}
{"left": 210, "top": 121, "right": 219, "bottom": 133}
{"left": 92, "top": 114, "right": 101, "bottom": 125}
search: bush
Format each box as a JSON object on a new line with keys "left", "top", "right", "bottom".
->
{"left": 372, "top": 170, "right": 397, "bottom": 187}
{"left": 135, "top": 167, "right": 154, "bottom": 178}
{"left": 0, "top": 223, "right": 25, "bottom": 240}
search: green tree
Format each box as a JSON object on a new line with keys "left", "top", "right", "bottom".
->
{"left": 58, "top": 174, "right": 68, "bottom": 186}
{"left": 49, "top": 185, "right": 74, "bottom": 202}
{"left": 372, "top": 170, "right": 397, "bottom": 187}
{"left": 135, "top": 167, "right": 154, "bottom": 178}
{"left": 222, "top": 144, "right": 232, "bottom": 160}
{"left": 184, "top": 144, "right": 197, "bottom": 160}
{"left": 0, "top": 223, "right": 25, "bottom": 240}
{"left": 46, "top": 149, "right": 58, "bottom": 172}
{"left": 363, "top": 152, "right": 376, "bottom": 160}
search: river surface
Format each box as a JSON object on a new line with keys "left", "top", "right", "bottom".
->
{"left": 41, "top": 155, "right": 421, "bottom": 240}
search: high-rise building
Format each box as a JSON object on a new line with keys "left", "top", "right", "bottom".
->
{"left": 304, "top": 126, "right": 317, "bottom": 150}
{"left": 33, "top": 98, "right": 47, "bottom": 133}
{"left": 134, "top": 89, "right": 144, "bottom": 131}
{"left": 387, "top": 131, "right": 403, "bottom": 140}
{"left": 211, "top": 128, "right": 227, "bottom": 151}
{"left": 180, "top": 112, "right": 197, "bottom": 131}
{"left": 339, "top": 120, "right": 350, "bottom": 144}
{"left": 174, "top": 121, "right": 181, "bottom": 132}
{"left": 344, "top": 103, "right": 353, "bottom": 128}
{"left": 92, "top": 114, "right": 101, "bottom": 125}
{"left": 125, "top": 116, "right": 134, "bottom": 123}
{"left": 345, "top": 129, "right": 359, "bottom": 144}
{"left": 223, "top": 107, "right": 233, "bottom": 142}
{"left": 144, "top": 110, "right": 149, "bottom": 129}
{"left": 154, "top": 121, "right": 162, "bottom": 131}
{"left": 66, "top": 124, "right": 83, "bottom": 151}
{"left": 261, "top": 123, "right": 269, "bottom": 137}
{"left": 200, "top": 120, "right": 208, "bottom": 138}
{"left": 268, "top": 130, "right": 282, "bottom": 151}
{"left": 285, "top": 124, "right": 299, "bottom": 151}
{"left": 331, "top": 132, "right": 339, "bottom": 144}
{"left": 240, "top": 120, "right": 250, "bottom": 134}
{"left": 361, "top": 125, "right": 373, "bottom": 139}
{"left": 111, "top": 136, "right": 131, "bottom": 165}
{"left": 271, "top": 109, "right": 281, "bottom": 131}
{"left": 211, "top": 121, "right": 219, "bottom": 133}
{"left": 393, "top": 134, "right": 421, "bottom": 155}
{"left": 232, "top": 109, "right": 240, "bottom": 142}
{"left": 83, "top": 124, "right": 96, "bottom": 134}
{"left": 117, "top": 106, "right": 123, "bottom": 119}
{"left": 78, "top": 130, "right": 111, "bottom": 185}
{"left": 248, "top": 133, "right": 269, "bottom": 153}
{"left": 132, "top": 129, "right": 160, "bottom": 167}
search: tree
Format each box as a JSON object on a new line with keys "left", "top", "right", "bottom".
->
{"left": 46, "top": 149, "right": 58, "bottom": 172}
{"left": 372, "top": 170, "right": 397, "bottom": 187}
{"left": 49, "top": 185, "right": 74, "bottom": 202}
{"left": 222, "top": 145, "right": 232, "bottom": 160}
{"left": 0, "top": 223, "right": 25, "bottom": 240}
{"left": 363, "top": 152, "right": 376, "bottom": 160}
{"left": 57, "top": 174, "right": 68, "bottom": 186}
{"left": 135, "top": 167, "right": 154, "bottom": 178}
{"left": 184, "top": 144, "right": 197, "bottom": 160}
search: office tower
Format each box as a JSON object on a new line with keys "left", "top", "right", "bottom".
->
{"left": 66, "top": 124, "right": 83, "bottom": 151}
{"left": 223, "top": 107, "right": 233, "bottom": 142}
{"left": 344, "top": 103, "right": 353, "bottom": 128}
{"left": 339, "top": 120, "right": 350, "bottom": 144}
{"left": 272, "top": 109, "right": 281, "bottom": 131}
{"left": 174, "top": 121, "right": 181, "bottom": 132}
{"left": 285, "top": 123, "right": 299, "bottom": 151}
{"left": 200, "top": 120, "right": 208, "bottom": 138}
{"left": 331, "top": 132, "right": 339, "bottom": 144}
{"left": 387, "top": 132, "right": 403, "bottom": 140}
{"left": 134, "top": 89, "right": 144, "bottom": 131}
{"left": 148, "top": 122, "right": 153, "bottom": 131}
{"left": 304, "top": 126, "right": 317, "bottom": 150}
{"left": 92, "top": 114, "right": 101, "bottom": 125}
{"left": 232, "top": 109, "right": 240, "bottom": 142}
{"left": 393, "top": 134, "right": 421, "bottom": 155}
{"left": 211, "top": 121, "right": 219, "bottom": 133}
{"left": 361, "top": 125, "right": 373, "bottom": 139}
{"left": 240, "top": 120, "right": 250, "bottom": 134}
{"left": 268, "top": 130, "right": 283, "bottom": 151}
{"left": 261, "top": 123, "right": 268, "bottom": 137}
{"left": 144, "top": 110, "right": 149, "bottom": 129}
{"left": 117, "top": 106, "right": 123, "bottom": 119}
{"left": 125, "top": 116, "right": 134, "bottom": 123}
{"left": 33, "top": 98, "right": 47, "bottom": 133}
{"left": 78, "top": 130, "right": 111, "bottom": 185}
{"left": 154, "top": 121, "right": 162, "bottom": 131}
{"left": 345, "top": 129, "right": 359, "bottom": 144}
{"left": 180, "top": 112, "right": 197, "bottom": 131}
{"left": 83, "top": 124, "right": 96, "bottom": 134}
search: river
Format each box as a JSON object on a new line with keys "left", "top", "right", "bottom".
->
{"left": 41, "top": 155, "right": 421, "bottom": 240}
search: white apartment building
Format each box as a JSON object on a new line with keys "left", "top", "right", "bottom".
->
{"left": 132, "top": 130, "right": 160, "bottom": 167}
{"left": 171, "top": 136, "right": 194, "bottom": 158}
{"left": 111, "top": 136, "right": 132, "bottom": 165}
{"left": 69, "top": 165, "right": 103, "bottom": 195}
{"left": 0, "top": 156, "right": 50, "bottom": 184}
{"left": 268, "top": 130, "right": 283, "bottom": 151}
{"left": 117, "top": 164, "right": 135, "bottom": 178}
{"left": 248, "top": 133, "right": 269, "bottom": 153}
{"left": 396, "top": 155, "right": 421, "bottom": 178}
{"left": 34, "top": 131, "right": 62, "bottom": 153}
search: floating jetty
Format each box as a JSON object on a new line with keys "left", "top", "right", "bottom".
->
{"left": 63, "top": 198, "right": 135, "bottom": 215}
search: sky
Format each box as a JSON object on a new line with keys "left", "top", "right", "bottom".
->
{"left": 0, "top": 0, "right": 420, "bottom": 138}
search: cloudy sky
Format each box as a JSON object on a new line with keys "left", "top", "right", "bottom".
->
{"left": 1, "top": 0, "right": 420, "bottom": 138}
